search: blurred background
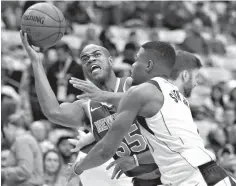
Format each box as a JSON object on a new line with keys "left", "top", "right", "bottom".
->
{"left": 1, "top": 1, "right": 236, "bottom": 185}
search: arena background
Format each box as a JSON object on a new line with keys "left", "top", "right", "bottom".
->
{"left": 1, "top": 1, "right": 236, "bottom": 186}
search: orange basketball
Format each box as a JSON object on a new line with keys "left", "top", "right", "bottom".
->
{"left": 21, "top": 3, "right": 66, "bottom": 48}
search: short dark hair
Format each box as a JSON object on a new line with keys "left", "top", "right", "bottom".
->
{"left": 170, "top": 50, "right": 202, "bottom": 80}
{"left": 141, "top": 41, "right": 176, "bottom": 71}
{"left": 56, "top": 135, "right": 73, "bottom": 147}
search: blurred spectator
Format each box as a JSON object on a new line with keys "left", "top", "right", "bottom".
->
{"left": 204, "top": 82, "right": 226, "bottom": 123}
{"left": 1, "top": 149, "right": 10, "bottom": 168}
{"left": 99, "top": 27, "right": 119, "bottom": 57}
{"left": 47, "top": 42, "right": 85, "bottom": 103}
{"left": 162, "top": 1, "right": 194, "bottom": 30}
{"left": 195, "top": 2, "right": 212, "bottom": 27}
{"left": 223, "top": 107, "right": 236, "bottom": 151}
{"left": 126, "top": 30, "right": 140, "bottom": 49}
{"left": 56, "top": 135, "right": 77, "bottom": 165}
{"left": 149, "top": 29, "right": 160, "bottom": 42}
{"left": 113, "top": 42, "right": 136, "bottom": 77}
{"left": 79, "top": 25, "right": 101, "bottom": 55}
{"left": 229, "top": 87, "right": 236, "bottom": 112}
{"left": 208, "top": 30, "right": 226, "bottom": 55}
{"left": 122, "top": 43, "right": 136, "bottom": 66}
{"left": 43, "top": 149, "right": 63, "bottom": 186}
{"left": 65, "top": 2, "right": 89, "bottom": 24}
{"left": 1, "top": 86, "right": 19, "bottom": 126}
{"left": 1, "top": 113, "right": 44, "bottom": 186}
{"left": 218, "top": 145, "right": 236, "bottom": 176}
{"left": 207, "top": 127, "right": 227, "bottom": 155}
{"left": 43, "top": 149, "right": 82, "bottom": 186}
{"left": 95, "top": 1, "right": 122, "bottom": 26}
{"left": 30, "top": 121, "right": 54, "bottom": 154}
{"left": 180, "top": 19, "right": 209, "bottom": 55}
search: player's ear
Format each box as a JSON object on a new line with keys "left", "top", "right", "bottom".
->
{"left": 108, "top": 56, "right": 113, "bottom": 66}
{"left": 146, "top": 60, "right": 154, "bottom": 73}
{"left": 182, "top": 70, "right": 190, "bottom": 83}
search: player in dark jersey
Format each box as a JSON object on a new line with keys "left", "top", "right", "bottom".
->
{"left": 20, "top": 31, "right": 161, "bottom": 186}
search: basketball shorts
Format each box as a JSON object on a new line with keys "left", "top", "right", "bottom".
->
{"left": 132, "top": 177, "right": 162, "bottom": 186}
{"left": 176, "top": 161, "right": 236, "bottom": 186}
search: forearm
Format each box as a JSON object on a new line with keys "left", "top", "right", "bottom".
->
{"left": 136, "top": 150, "right": 155, "bottom": 164}
{"left": 102, "top": 92, "right": 124, "bottom": 107}
{"left": 31, "top": 60, "right": 60, "bottom": 119}
{"left": 75, "top": 140, "right": 115, "bottom": 172}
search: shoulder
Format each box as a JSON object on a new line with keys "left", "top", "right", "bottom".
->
{"left": 127, "top": 82, "right": 164, "bottom": 103}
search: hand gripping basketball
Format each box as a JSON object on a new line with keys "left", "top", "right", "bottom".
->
{"left": 20, "top": 30, "right": 39, "bottom": 63}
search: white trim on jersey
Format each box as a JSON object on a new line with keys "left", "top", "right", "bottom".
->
{"left": 86, "top": 100, "right": 94, "bottom": 133}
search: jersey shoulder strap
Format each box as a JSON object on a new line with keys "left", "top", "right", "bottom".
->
{"left": 147, "top": 79, "right": 162, "bottom": 92}
{"left": 117, "top": 77, "right": 128, "bottom": 92}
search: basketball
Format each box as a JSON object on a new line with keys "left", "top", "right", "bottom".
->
{"left": 21, "top": 3, "right": 66, "bottom": 48}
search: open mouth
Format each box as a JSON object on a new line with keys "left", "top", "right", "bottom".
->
{"left": 91, "top": 64, "right": 101, "bottom": 73}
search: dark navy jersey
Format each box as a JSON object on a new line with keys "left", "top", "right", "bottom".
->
{"left": 88, "top": 78, "right": 158, "bottom": 177}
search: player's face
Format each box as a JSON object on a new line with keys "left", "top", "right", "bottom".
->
{"left": 81, "top": 46, "right": 112, "bottom": 83}
{"left": 183, "top": 69, "right": 200, "bottom": 98}
{"left": 131, "top": 48, "right": 150, "bottom": 85}
{"left": 44, "top": 151, "right": 60, "bottom": 173}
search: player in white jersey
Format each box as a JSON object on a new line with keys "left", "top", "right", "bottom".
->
{"left": 69, "top": 42, "right": 236, "bottom": 186}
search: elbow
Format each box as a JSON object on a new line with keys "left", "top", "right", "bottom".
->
{"left": 44, "top": 108, "right": 60, "bottom": 123}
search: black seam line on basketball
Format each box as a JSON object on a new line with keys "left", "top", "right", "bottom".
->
{"left": 21, "top": 25, "right": 63, "bottom": 28}
{"left": 179, "top": 137, "right": 184, "bottom": 144}
{"left": 154, "top": 136, "right": 197, "bottom": 170}
{"left": 31, "top": 32, "right": 63, "bottom": 42}
{"left": 52, "top": 5, "right": 65, "bottom": 22}
{"left": 52, "top": 5, "right": 61, "bottom": 43}
{"left": 197, "top": 146, "right": 213, "bottom": 162}
{"left": 160, "top": 111, "right": 172, "bottom": 136}
{"left": 28, "top": 8, "right": 63, "bottom": 23}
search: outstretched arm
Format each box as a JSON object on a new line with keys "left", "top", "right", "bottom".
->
{"left": 69, "top": 77, "right": 133, "bottom": 107}
{"left": 20, "top": 31, "right": 86, "bottom": 128}
{"left": 73, "top": 87, "right": 145, "bottom": 173}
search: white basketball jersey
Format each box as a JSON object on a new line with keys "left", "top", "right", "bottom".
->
{"left": 138, "top": 77, "right": 216, "bottom": 185}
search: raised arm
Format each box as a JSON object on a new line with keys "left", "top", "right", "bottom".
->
{"left": 73, "top": 82, "right": 163, "bottom": 173}
{"left": 20, "top": 31, "right": 86, "bottom": 128}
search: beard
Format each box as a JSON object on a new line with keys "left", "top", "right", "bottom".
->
{"left": 183, "top": 86, "right": 192, "bottom": 98}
